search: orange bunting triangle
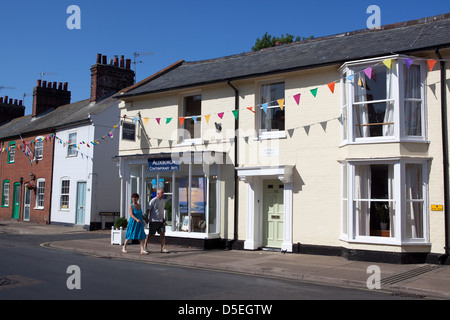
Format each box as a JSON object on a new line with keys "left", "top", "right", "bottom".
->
{"left": 427, "top": 59, "right": 437, "bottom": 71}
{"left": 179, "top": 117, "right": 185, "bottom": 126}
{"left": 327, "top": 82, "right": 335, "bottom": 93}
{"left": 247, "top": 107, "right": 256, "bottom": 113}
{"left": 204, "top": 114, "right": 211, "bottom": 123}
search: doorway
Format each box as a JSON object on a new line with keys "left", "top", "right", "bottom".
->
{"left": 262, "top": 179, "right": 284, "bottom": 248}
{"left": 12, "top": 183, "right": 20, "bottom": 219}
{"left": 76, "top": 182, "right": 86, "bottom": 225}
{"left": 23, "top": 185, "right": 31, "bottom": 221}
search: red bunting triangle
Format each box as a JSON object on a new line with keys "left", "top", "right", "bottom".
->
{"left": 427, "top": 59, "right": 437, "bottom": 71}
{"left": 179, "top": 117, "right": 185, "bottom": 126}
{"left": 327, "top": 82, "right": 335, "bottom": 94}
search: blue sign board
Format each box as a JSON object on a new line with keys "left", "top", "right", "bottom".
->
{"left": 148, "top": 158, "right": 180, "bottom": 172}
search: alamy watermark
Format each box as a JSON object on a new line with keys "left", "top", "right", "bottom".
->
{"left": 366, "top": 265, "right": 381, "bottom": 290}
{"left": 66, "top": 5, "right": 81, "bottom": 30}
{"left": 366, "top": 5, "right": 381, "bottom": 30}
{"left": 66, "top": 265, "right": 81, "bottom": 290}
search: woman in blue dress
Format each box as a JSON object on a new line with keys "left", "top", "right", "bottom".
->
{"left": 122, "top": 193, "right": 148, "bottom": 254}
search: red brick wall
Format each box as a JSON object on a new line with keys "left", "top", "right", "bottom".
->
{"left": 0, "top": 133, "right": 54, "bottom": 223}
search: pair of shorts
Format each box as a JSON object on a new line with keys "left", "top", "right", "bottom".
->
{"left": 149, "top": 222, "right": 165, "bottom": 235}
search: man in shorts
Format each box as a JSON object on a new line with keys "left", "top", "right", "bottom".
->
{"left": 144, "top": 188, "right": 170, "bottom": 253}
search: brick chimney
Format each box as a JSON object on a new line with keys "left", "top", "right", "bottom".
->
{"left": 90, "top": 53, "right": 135, "bottom": 102}
{"left": 32, "top": 80, "right": 71, "bottom": 117}
{"left": 0, "top": 96, "right": 25, "bottom": 124}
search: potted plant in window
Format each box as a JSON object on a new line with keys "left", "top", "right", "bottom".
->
{"left": 375, "top": 203, "right": 389, "bottom": 230}
{"left": 111, "top": 217, "right": 128, "bottom": 245}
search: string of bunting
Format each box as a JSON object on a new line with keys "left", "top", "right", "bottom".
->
{"left": 125, "top": 55, "right": 440, "bottom": 129}
{"left": 53, "top": 122, "right": 121, "bottom": 149}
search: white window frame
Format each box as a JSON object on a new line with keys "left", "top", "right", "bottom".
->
{"left": 339, "top": 55, "right": 427, "bottom": 145}
{"left": 256, "top": 79, "right": 286, "bottom": 140}
{"left": 35, "top": 178, "right": 45, "bottom": 209}
{"left": 60, "top": 178, "right": 70, "bottom": 210}
{"left": 341, "top": 158, "right": 429, "bottom": 246}
{"left": 67, "top": 132, "right": 78, "bottom": 157}
{"left": 34, "top": 137, "right": 44, "bottom": 161}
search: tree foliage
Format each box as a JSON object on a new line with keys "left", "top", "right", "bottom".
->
{"left": 252, "top": 32, "right": 314, "bottom": 51}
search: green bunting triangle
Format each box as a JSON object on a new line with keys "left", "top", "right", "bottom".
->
{"left": 232, "top": 110, "right": 239, "bottom": 120}
{"left": 310, "top": 88, "right": 318, "bottom": 97}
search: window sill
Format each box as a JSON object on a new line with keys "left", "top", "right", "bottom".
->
{"left": 340, "top": 236, "right": 430, "bottom": 246}
{"left": 254, "top": 131, "right": 287, "bottom": 141}
{"left": 340, "top": 137, "right": 430, "bottom": 147}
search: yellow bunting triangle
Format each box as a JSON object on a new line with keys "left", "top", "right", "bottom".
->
{"left": 204, "top": 114, "right": 211, "bottom": 123}
{"left": 144, "top": 118, "right": 149, "bottom": 125}
{"left": 277, "top": 98, "right": 285, "bottom": 110}
{"left": 383, "top": 58, "right": 392, "bottom": 69}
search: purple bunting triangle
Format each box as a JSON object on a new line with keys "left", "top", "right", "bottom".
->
{"left": 364, "top": 67, "right": 372, "bottom": 79}
{"left": 404, "top": 58, "right": 414, "bottom": 69}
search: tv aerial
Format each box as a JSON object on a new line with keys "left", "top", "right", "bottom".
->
{"left": 0, "top": 85, "right": 15, "bottom": 93}
{"left": 39, "top": 72, "right": 58, "bottom": 80}
{"left": 132, "top": 51, "right": 154, "bottom": 82}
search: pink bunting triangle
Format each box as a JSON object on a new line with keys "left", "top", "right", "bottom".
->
{"left": 218, "top": 112, "right": 224, "bottom": 119}
{"left": 156, "top": 118, "right": 161, "bottom": 125}
{"left": 293, "top": 93, "right": 301, "bottom": 105}
{"left": 364, "top": 67, "right": 372, "bottom": 79}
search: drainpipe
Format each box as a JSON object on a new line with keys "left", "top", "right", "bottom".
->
{"left": 227, "top": 80, "right": 239, "bottom": 249}
{"left": 435, "top": 48, "right": 449, "bottom": 265}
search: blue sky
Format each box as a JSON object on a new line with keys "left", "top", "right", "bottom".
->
{"left": 0, "top": 0, "right": 449, "bottom": 115}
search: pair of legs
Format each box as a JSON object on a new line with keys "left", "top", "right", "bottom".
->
{"left": 144, "top": 232, "right": 169, "bottom": 253}
{"left": 122, "top": 238, "right": 148, "bottom": 254}
{"left": 144, "top": 222, "right": 169, "bottom": 253}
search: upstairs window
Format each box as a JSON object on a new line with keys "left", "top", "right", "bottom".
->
{"left": 258, "top": 81, "right": 285, "bottom": 137}
{"left": 34, "top": 138, "right": 44, "bottom": 160}
{"left": 180, "top": 94, "right": 202, "bottom": 142}
{"left": 7, "top": 142, "right": 15, "bottom": 163}
{"left": 67, "top": 132, "right": 77, "bottom": 157}
{"left": 340, "top": 56, "right": 426, "bottom": 143}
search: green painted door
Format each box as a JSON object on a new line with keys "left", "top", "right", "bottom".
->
{"left": 262, "top": 180, "right": 284, "bottom": 248}
{"left": 12, "top": 183, "right": 20, "bottom": 219}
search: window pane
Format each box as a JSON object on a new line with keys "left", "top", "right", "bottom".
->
{"left": 405, "top": 164, "right": 424, "bottom": 239}
{"left": 404, "top": 101, "right": 421, "bottom": 136}
{"left": 354, "top": 65, "right": 391, "bottom": 102}
{"left": 404, "top": 65, "right": 421, "bottom": 99}
{"left": 209, "top": 175, "right": 218, "bottom": 233}
{"left": 354, "top": 101, "right": 394, "bottom": 138}
{"left": 260, "top": 82, "right": 285, "bottom": 131}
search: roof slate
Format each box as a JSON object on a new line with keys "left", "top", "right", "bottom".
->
{"left": 120, "top": 14, "right": 450, "bottom": 98}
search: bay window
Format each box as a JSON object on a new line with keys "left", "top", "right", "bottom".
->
{"left": 340, "top": 56, "right": 426, "bottom": 143}
{"left": 341, "top": 159, "right": 428, "bottom": 244}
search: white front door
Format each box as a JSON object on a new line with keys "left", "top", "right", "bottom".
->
{"left": 76, "top": 182, "right": 86, "bottom": 225}
{"left": 262, "top": 179, "right": 284, "bottom": 248}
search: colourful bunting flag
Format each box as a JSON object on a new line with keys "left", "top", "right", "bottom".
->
{"left": 247, "top": 107, "right": 256, "bottom": 113}
{"left": 218, "top": 112, "right": 224, "bottom": 119}
{"left": 232, "top": 110, "right": 239, "bottom": 120}
{"left": 156, "top": 118, "right": 161, "bottom": 125}
{"left": 144, "top": 118, "right": 149, "bottom": 125}
{"left": 205, "top": 114, "right": 211, "bottom": 123}
{"left": 192, "top": 116, "right": 197, "bottom": 122}
{"left": 327, "top": 82, "right": 335, "bottom": 94}
{"left": 293, "top": 93, "right": 301, "bottom": 105}
{"left": 346, "top": 75, "right": 354, "bottom": 82}
{"left": 166, "top": 118, "right": 172, "bottom": 124}
{"left": 310, "top": 88, "right": 318, "bottom": 97}
{"left": 261, "top": 103, "right": 268, "bottom": 113}
{"left": 383, "top": 59, "right": 393, "bottom": 69}
{"left": 179, "top": 117, "right": 185, "bottom": 126}
{"left": 358, "top": 76, "right": 364, "bottom": 87}
{"left": 364, "top": 67, "right": 373, "bottom": 79}
{"left": 403, "top": 58, "right": 414, "bottom": 69}
{"left": 427, "top": 59, "right": 437, "bottom": 71}
{"left": 277, "top": 98, "right": 285, "bottom": 110}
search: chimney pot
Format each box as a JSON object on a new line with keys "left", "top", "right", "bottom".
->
{"left": 0, "top": 97, "right": 3, "bottom": 103}
{"left": 37, "top": 79, "right": 42, "bottom": 87}
{"left": 126, "top": 59, "right": 131, "bottom": 70}
{"left": 9, "top": 99, "right": 13, "bottom": 104}
{"left": 53, "top": 82, "right": 57, "bottom": 89}
{"left": 102, "top": 55, "right": 107, "bottom": 64}
{"left": 4, "top": 96, "right": 8, "bottom": 103}
{"left": 42, "top": 81, "right": 47, "bottom": 88}
{"left": 19, "top": 100, "right": 22, "bottom": 106}
{"left": 63, "top": 82, "right": 68, "bottom": 91}
{"left": 58, "top": 82, "right": 62, "bottom": 90}
{"left": 96, "top": 53, "right": 102, "bottom": 64}
{"left": 114, "top": 57, "right": 119, "bottom": 67}
{"left": 14, "top": 99, "right": 18, "bottom": 105}
{"left": 120, "top": 55, "right": 124, "bottom": 68}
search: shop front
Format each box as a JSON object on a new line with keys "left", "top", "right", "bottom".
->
{"left": 116, "top": 152, "right": 230, "bottom": 247}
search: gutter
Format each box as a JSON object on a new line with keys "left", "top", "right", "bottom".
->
{"left": 435, "top": 48, "right": 450, "bottom": 264}
{"left": 227, "top": 80, "right": 239, "bottom": 249}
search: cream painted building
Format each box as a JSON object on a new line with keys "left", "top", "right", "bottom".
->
{"left": 115, "top": 14, "right": 450, "bottom": 263}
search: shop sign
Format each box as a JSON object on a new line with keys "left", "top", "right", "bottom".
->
{"left": 148, "top": 158, "right": 180, "bottom": 172}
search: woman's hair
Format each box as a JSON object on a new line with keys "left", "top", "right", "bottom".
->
{"left": 131, "top": 193, "right": 139, "bottom": 199}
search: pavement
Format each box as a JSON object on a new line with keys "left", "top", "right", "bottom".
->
{"left": 1, "top": 220, "right": 450, "bottom": 299}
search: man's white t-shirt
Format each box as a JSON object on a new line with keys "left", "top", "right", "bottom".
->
{"left": 148, "top": 197, "right": 165, "bottom": 222}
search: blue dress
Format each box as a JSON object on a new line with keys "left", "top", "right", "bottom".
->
{"left": 125, "top": 204, "right": 147, "bottom": 240}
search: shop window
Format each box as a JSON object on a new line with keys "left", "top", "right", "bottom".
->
{"left": 178, "top": 177, "right": 207, "bottom": 233}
